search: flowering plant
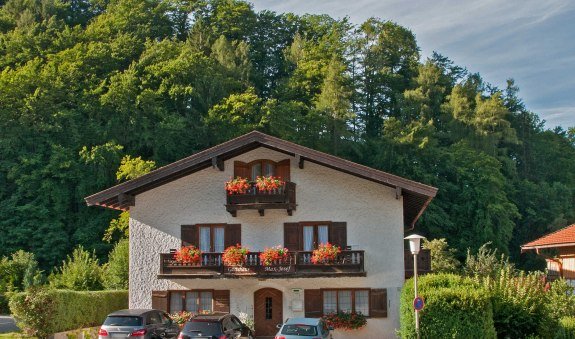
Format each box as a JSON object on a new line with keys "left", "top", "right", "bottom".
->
{"left": 225, "top": 177, "right": 250, "bottom": 194}
{"left": 169, "top": 311, "right": 194, "bottom": 327}
{"left": 323, "top": 311, "right": 367, "bottom": 330}
{"left": 259, "top": 246, "right": 289, "bottom": 266}
{"left": 222, "top": 244, "right": 249, "bottom": 266}
{"left": 311, "top": 242, "right": 341, "bottom": 264}
{"left": 174, "top": 245, "right": 202, "bottom": 264}
{"left": 255, "top": 176, "right": 284, "bottom": 192}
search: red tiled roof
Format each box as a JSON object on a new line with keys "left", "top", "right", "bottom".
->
{"left": 521, "top": 224, "right": 575, "bottom": 250}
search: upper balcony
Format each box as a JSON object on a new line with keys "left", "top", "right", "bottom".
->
{"left": 225, "top": 182, "right": 296, "bottom": 217}
{"left": 158, "top": 249, "right": 365, "bottom": 279}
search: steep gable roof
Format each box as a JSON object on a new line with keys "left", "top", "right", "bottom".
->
{"left": 85, "top": 131, "right": 438, "bottom": 228}
{"left": 521, "top": 223, "right": 575, "bottom": 251}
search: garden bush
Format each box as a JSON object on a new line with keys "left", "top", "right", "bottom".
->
{"left": 478, "top": 267, "right": 557, "bottom": 338}
{"left": 400, "top": 274, "right": 496, "bottom": 339}
{"left": 9, "top": 287, "right": 128, "bottom": 338}
{"left": 556, "top": 317, "right": 575, "bottom": 339}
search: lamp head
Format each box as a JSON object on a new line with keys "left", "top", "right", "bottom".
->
{"left": 404, "top": 234, "right": 426, "bottom": 255}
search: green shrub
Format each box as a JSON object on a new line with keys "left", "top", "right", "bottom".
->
{"left": 0, "top": 250, "right": 44, "bottom": 293}
{"left": 103, "top": 238, "right": 129, "bottom": 290}
{"left": 49, "top": 246, "right": 103, "bottom": 291}
{"left": 400, "top": 274, "right": 496, "bottom": 339}
{"left": 9, "top": 287, "right": 128, "bottom": 338}
{"left": 478, "top": 267, "right": 557, "bottom": 338}
{"left": 556, "top": 317, "right": 575, "bottom": 339}
{"left": 547, "top": 279, "right": 575, "bottom": 320}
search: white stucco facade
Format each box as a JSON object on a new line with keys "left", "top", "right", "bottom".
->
{"left": 129, "top": 147, "right": 405, "bottom": 339}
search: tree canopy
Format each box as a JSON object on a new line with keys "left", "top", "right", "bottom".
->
{"left": 0, "top": 0, "right": 573, "bottom": 270}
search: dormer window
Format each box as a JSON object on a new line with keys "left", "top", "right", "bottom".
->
{"left": 249, "top": 160, "right": 276, "bottom": 180}
{"left": 234, "top": 159, "right": 290, "bottom": 181}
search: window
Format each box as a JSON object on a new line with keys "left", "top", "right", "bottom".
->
{"left": 181, "top": 224, "right": 240, "bottom": 252}
{"left": 169, "top": 291, "right": 213, "bottom": 313}
{"left": 199, "top": 225, "right": 225, "bottom": 252}
{"left": 284, "top": 222, "right": 347, "bottom": 252}
{"left": 302, "top": 224, "right": 329, "bottom": 251}
{"left": 234, "top": 159, "right": 290, "bottom": 181}
{"left": 322, "top": 289, "right": 369, "bottom": 316}
{"left": 249, "top": 160, "right": 276, "bottom": 180}
{"left": 265, "top": 297, "right": 273, "bottom": 319}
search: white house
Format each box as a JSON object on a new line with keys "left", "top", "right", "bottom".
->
{"left": 86, "top": 131, "right": 437, "bottom": 338}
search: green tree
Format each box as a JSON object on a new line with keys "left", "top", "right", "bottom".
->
{"left": 422, "top": 238, "right": 460, "bottom": 274}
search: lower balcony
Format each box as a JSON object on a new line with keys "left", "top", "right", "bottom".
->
{"left": 158, "top": 250, "right": 365, "bottom": 279}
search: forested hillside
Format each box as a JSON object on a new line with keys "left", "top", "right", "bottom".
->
{"left": 1, "top": 0, "right": 573, "bottom": 270}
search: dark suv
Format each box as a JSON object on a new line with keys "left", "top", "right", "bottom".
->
{"left": 177, "top": 313, "right": 254, "bottom": 339}
{"left": 98, "top": 309, "right": 180, "bottom": 339}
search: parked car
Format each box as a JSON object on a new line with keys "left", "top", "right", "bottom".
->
{"left": 98, "top": 309, "right": 180, "bottom": 339}
{"left": 177, "top": 313, "right": 254, "bottom": 339}
{"left": 274, "top": 318, "right": 332, "bottom": 339}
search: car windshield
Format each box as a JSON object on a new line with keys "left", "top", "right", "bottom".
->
{"left": 183, "top": 321, "right": 222, "bottom": 336}
{"left": 103, "top": 316, "right": 142, "bottom": 326}
{"left": 281, "top": 324, "right": 318, "bottom": 336}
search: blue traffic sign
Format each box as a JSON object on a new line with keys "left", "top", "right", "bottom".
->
{"left": 413, "top": 296, "right": 424, "bottom": 311}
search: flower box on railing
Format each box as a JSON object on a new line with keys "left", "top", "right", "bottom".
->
{"left": 225, "top": 181, "right": 297, "bottom": 216}
{"left": 159, "top": 250, "right": 364, "bottom": 278}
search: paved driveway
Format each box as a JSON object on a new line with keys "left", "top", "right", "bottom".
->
{"left": 0, "top": 316, "right": 19, "bottom": 333}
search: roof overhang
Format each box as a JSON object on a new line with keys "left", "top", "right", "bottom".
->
{"left": 521, "top": 242, "right": 575, "bottom": 253}
{"left": 85, "top": 131, "right": 438, "bottom": 228}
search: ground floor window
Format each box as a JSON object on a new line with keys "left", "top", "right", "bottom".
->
{"left": 322, "top": 289, "right": 369, "bottom": 316}
{"left": 169, "top": 290, "right": 213, "bottom": 313}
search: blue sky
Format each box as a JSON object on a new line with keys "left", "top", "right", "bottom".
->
{"left": 250, "top": 0, "right": 575, "bottom": 129}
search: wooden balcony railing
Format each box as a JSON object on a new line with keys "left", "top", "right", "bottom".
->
{"left": 225, "top": 182, "right": 296, "bottom": 216}
{"left": 404, "top": 249, "right": 432, "bottom": 279}
{"left": 159, "top": 249, "right": 365, "bottom": 278}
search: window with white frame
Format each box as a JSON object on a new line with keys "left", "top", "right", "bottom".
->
{"left": 169, "top": 290, "right": 213, "bottom": 314}
{"left": 322, "top": 289, "right": 369, "bottom": 316}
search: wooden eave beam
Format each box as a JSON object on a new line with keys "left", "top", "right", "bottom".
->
{"left": 212, "top": 156, "right": 224, "bottom": 171}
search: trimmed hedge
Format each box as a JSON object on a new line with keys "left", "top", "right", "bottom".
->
{"left": 556, "top": 317, "right": 575, "bottom": 339}
{"left": 400, "top": 274, "right": 496, "bottom": 339}
{"left": 9, "top": 287, "right": 128, "bottom": 338}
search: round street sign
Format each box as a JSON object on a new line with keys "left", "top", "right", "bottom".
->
{"left": 413, "top": 296, "right": 424, "bottom": 311}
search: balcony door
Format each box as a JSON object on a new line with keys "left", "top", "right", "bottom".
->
{"left": 302, "top": 225, "right": 329, "bottom": 251}
{"left": 199, "top": 225, "right": 225, "bottom": 252}
{"left": 254, "top": 288, "right": 283, "bottom": 337}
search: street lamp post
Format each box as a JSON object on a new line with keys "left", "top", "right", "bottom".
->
{"left": 405, "top": 234, "right": 426, "bottom": 339}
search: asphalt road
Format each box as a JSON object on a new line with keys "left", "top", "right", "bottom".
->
{"left": 0, "top": 315, "right": 19, "bottom": 333}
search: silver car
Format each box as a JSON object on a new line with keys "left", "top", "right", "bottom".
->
{"left": 98, "top": 309, "right": 180, "bottom": 339}
{"left": 274, "top": 318, "right": 333, "bottom": 339}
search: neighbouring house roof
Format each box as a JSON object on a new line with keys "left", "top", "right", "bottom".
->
{"left": 521, "top": 223, "right": 575, "bottom": 251}
{"left": 85, "top": 131, "right": 438, "bottom": 228}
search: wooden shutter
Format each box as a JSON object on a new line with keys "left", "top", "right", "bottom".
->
{"left": 276, "top": 159, "right": 291, "bottom": 181}
{"left": 234, "top": 161, "right": 250, "bottom": 178}
{"left": 304, "top": 289, "right": 323, "bottom": 317}
{"left": 181, "top": 225, "right": 198, "bottom": 247}
{"left": 152, "top": 291, "right": 168, "bottom": 312}
{"left": 213, "top": 290, "right": 230, "bottom": 313}
{"left": 329, "top": 222, "right": 347, "bottom": 249}
{"left": 370, "top": 289, "right": 388, "bottom": 318}
{"left": 284, "top": 223, "right": 301, "bottom": 251}
{"left": 225, "top": 224, "right": 241, "bottom": 248}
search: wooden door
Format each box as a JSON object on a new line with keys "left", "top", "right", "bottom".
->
{"left": 254, "top": 288, "right": 283, "bottom": 337}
